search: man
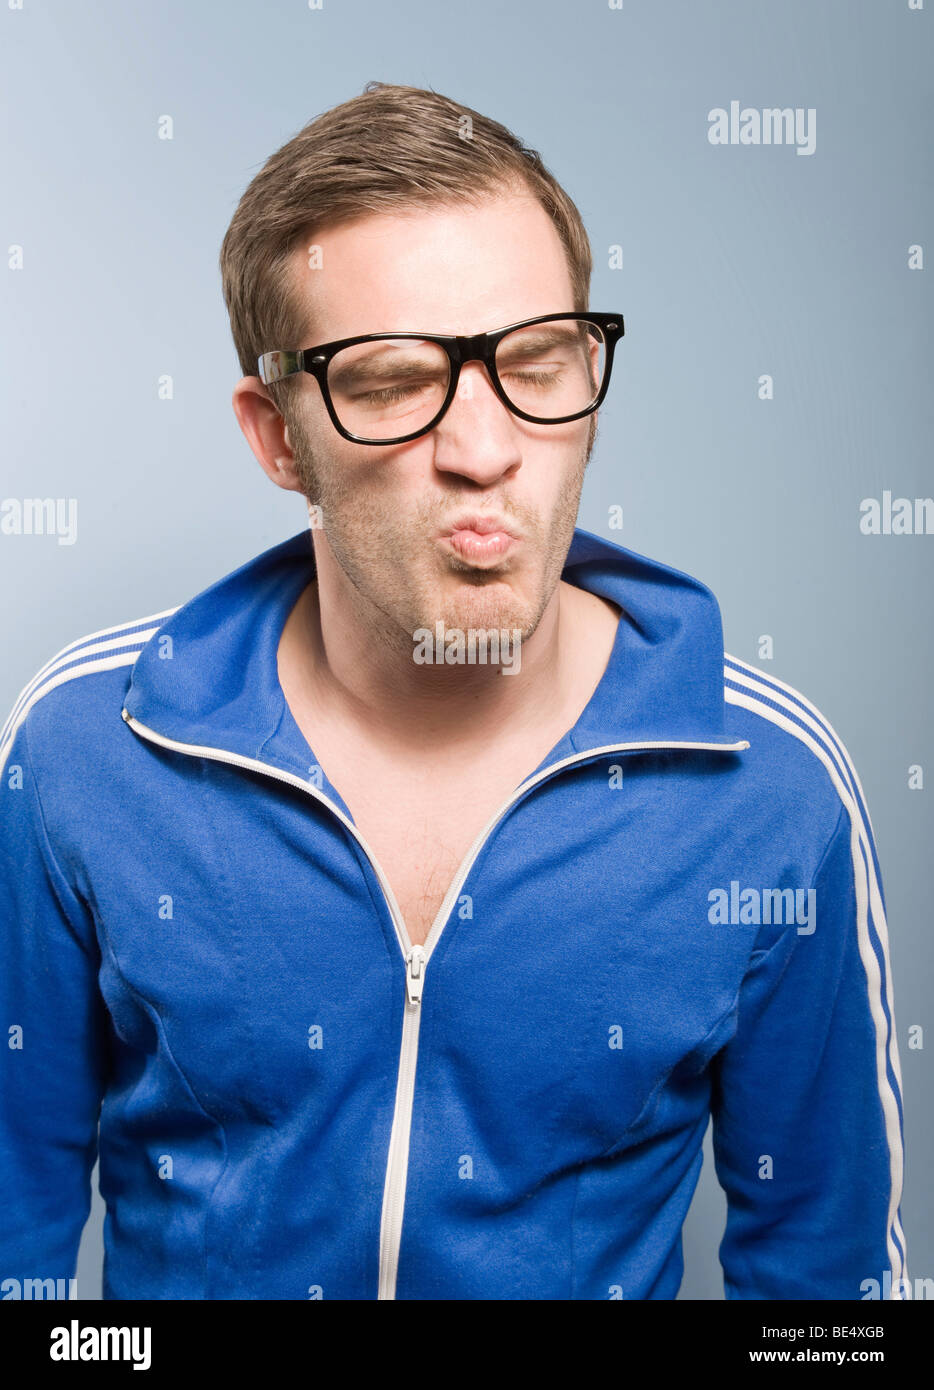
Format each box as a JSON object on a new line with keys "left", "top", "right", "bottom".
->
{"left": 0, "top": 82, "right": 907, "bottom": 1301}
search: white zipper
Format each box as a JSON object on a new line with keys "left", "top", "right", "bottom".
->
{"left": 376, "top": 942, "right": 427, "bottom": 1298}
{"left": 121, "top": 707, "right": 749, "bottom": 1299}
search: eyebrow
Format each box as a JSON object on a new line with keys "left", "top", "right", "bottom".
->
{"left": 496, "top": 328, "right": 583, "bottom": 357}
{"left": 328, "top": 347, "right": 447, "bottom": 388}
{"left": 325, "top": 323, "right": 587, "bottom": 390}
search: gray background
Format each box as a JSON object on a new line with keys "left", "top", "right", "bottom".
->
{"left": 1, "top": 0, "right": 929, "bottom": 1299}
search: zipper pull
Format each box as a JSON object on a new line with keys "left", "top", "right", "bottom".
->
{"left": 405, "top": 945, "right": 427, "bottom": 1006}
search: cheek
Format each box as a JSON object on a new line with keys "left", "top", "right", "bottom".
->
{"left": 541, "top": 438, "right": 589, "bottom": 511}
{"left": 324, "top": 480, "right": 426, "bottom": 576}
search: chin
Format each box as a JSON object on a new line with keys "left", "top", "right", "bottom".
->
{"left": 432, "top": 583, "right": 537, "bottom": 640}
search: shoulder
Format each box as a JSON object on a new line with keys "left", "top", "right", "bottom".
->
{"left": 0, "top": 605, "right": 178, "bottom": 779}
{"left": 722, "top": 650, "right": 877, "bottom": 843}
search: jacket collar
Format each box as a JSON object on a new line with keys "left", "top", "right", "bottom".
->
{"left": 122, "top": 525, "right": 744, "bottom": 784}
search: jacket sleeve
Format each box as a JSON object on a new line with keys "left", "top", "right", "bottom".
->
{"left": 709, "top": 795, "right": 908, "bottom": 1300}
{"left": 0, "top": 713, "right": 109, "bottom": 1289}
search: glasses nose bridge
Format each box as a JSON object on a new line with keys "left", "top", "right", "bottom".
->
{"left": 448, "top": 332, "right": 503, "bottom": 410}
{"left": 453, "top": 331, "right": 495, "bottom": 367}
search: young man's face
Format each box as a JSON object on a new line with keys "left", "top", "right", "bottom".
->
{"left": 281, "top": 188, "right": 598, "bottom": 644}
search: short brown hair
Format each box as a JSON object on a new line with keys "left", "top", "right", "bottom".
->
{"left": 218, "top": 81, "right": 593, "bottom": 421}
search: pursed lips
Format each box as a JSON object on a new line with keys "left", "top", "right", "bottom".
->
{"left": 437, "top": 514, "right": 520, "bottom": 564}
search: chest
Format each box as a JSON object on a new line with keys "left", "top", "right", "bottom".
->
{"left": 322, "top": 759, "right": 535, "bottom": 947}
{"left": 85, "top": 742, "right": 762, "bottom": 1165}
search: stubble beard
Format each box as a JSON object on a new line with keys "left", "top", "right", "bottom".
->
{"left": 285, "top": 404, "right": 596, "bottom": 658}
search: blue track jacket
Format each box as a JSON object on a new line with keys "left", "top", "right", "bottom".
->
{"left": 0, "top": 526, "right": 908, "bottom": 1300}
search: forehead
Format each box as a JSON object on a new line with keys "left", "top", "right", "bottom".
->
{"left": 287, "top": 191, "right": 576, "bottom": 342}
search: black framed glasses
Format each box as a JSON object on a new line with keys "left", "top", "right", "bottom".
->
{"left": 257, "top": 310, "right": 624, "bottom": 446}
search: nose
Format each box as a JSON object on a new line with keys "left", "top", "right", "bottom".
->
{"left": 430, "top": 360, "right": 522, "bottom": 486}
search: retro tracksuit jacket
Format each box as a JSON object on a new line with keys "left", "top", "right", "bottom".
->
{"left": 0, "top": 525, "right": 908, "bottom": 1300}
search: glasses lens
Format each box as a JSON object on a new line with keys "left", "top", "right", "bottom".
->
{"left": 326, "top": 338, "right": 450, "bottom": 440}
{"left": 494, "top": 318, "right": 606, "bottom": 420}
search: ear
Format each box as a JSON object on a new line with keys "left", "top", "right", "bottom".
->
{"left": 231, "top": 377, "right": 306, "bottom": 494}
